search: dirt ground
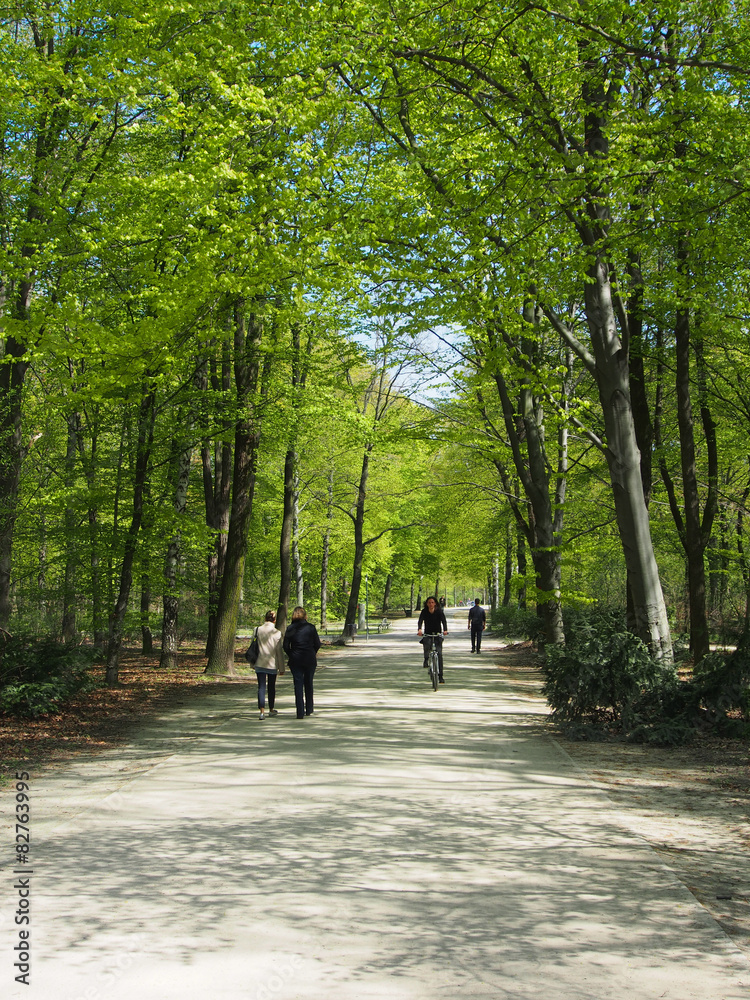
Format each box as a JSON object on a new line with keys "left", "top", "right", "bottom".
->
{"left": 1, "top": 638, "right": 748, "bottom": 960}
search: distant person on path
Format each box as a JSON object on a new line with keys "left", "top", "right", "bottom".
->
{"left": 283, "top": 606, "right": 321, "bottom": 719}
{"left": 253, "top": 611, "right": 285, "bottom": 721}
{"left": 417, "top": 595, "right": 449, "bottom": 683}
{"left": 468, "top": 598, "right": 486, "bottom": 653}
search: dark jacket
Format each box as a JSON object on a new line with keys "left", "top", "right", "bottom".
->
{"left": 418, "top": 605, "right": 448, "bottom": 634}
{"left": 283, "top": 619, "right": 321, "bottom": 667}
{"left": 468, "top": 604, "right": 486, "bottom": 628}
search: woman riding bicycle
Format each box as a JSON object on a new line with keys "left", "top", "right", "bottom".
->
{"left": 417, "top": 596, "right": 449, "bottom": 683}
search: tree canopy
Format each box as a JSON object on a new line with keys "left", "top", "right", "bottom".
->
{"left": 3, "top": 0, "right": 750, "bottom": 677}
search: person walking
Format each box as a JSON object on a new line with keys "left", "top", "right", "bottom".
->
{"left": 417, "top": 595, "right": 449, "bottom": 683}
{"left": 253, "top": 611, "right": 285, "bottom": 720}
{"left": 283, "top": 606, "right": 321, "bottom": 719}
{"left": 468, "top": 598, "right": 486, "bottom": 653}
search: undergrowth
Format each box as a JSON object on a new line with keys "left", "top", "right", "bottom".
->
{"left": 0, "top": 634, "right": 101, "bottom": 718}
{"left": 540, "top": 607, "right": 750, "bottom": 745}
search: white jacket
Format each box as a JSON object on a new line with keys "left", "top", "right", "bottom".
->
{"left": 253, "top": 621, "right": 285, "bottom": 674}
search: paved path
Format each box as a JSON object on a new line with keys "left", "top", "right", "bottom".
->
{"left": 3, "top": 611, "right": 749, "bottom": 999}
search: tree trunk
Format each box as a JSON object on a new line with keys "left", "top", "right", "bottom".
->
{"left": 517, "top": 525, "right": 527, "bottom": 609}
{"left": 343, "top": 448, "right": 371, "bottom": 634}
{"left": 105, "top": 387, "right": 156, "bottom": 685}
{"left": 0, "top": 335, "right": 29, "bottom": 627}
{"left": 140, "top": 565, "right": 153, "bottom": 655}
{"left": 292, "top": 471, "right": 304, "bottom": 606}
{"left": 479, "top": 312, "right": 565, "bottom": 646}
{"left": 674, "top": 295, "right": 709, "bottom": 661}
{"left": 276, "top": 447, "right": 295, "bottom": 633}
{"left": 37, "top": 513, "right": 47, "bottom": 615}
{"left": 201, "top": 336, "right": 233, "bottom": 659}
{"left": 382, "top": 561, "right": 395, "bottom": 614}
{"left": 61, "top": 413, "right": 79, "bottom": 642}
{"left": 503, "top": 522, "right": 513, "bottom": 605}
{"left": 160, "top": 430, "right": 194, "bottom": 670}
{"left": 140, "top": 481, "right": 153, "bottom": 655}
{"left": 627, "top": 249, "right": 654, "bottom": 506}
{"left": 78, "top": 418, "right": 105, "bottom": 648}
{"left": 409, "top": 579, "right": 414, "bottom": 613}
{"left": 582, "top": 258, "right": 672, "bottom": 660}
{"left": 319, "top": 470, "right": 333, "bottom": 629}
{"left": 205, "top": 304, "right": 264, "bottom": 675}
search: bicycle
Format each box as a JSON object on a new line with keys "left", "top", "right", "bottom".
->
{"left": 422, "top": 633, "right": 443, "bottom": 691}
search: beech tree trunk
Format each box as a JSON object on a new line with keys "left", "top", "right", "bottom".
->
{"left": 517, "top": 526, "right": 527, "bottom": 610}
{"left": 78, "top": 419, "right": 105, "bottom": 648}
{"left": 0, "top": 333, "right": 29, "bottom": 628}
{"left": 205, "top": 304, "right": 264, "bottom": 675}
{"left": 582, "top": 258, "right": 672, "bottom": 660}
{"left": 140, "top": 565, "right": 153, "bottom": 655}
{"left": 476, "top": 311, "right": 565, "bottom": 647}
{"left": 382, "top": 561, "right": 395, "bottom": 614}
{"left": 292, "top": 472, "right": 304, "bottom": 606}
{"left": 343, "top": 448, "right": 371, "bottom": 633}
{"left": 277, "top": 323, "right": 312, "bottom": 631}
{"left": 503, "top": 523, "right": 513, "bottom": 606}
{"left": 200, "top": 339, "right": 233, "bottom": 659}
{"left": 140, "top": 481, "right": 154, "bottom": 655}
{"left": 492, "top": 552, "right": 500, "bottom": 612}
{"left": 105, "top": 387, "right": 156, "bottom": 685}
{"left": 319, "top": 470, "right": 333, "bottom": 629}
{"left": 277, "top": 447, "right": 295, "bottom": 633}
{"left": 160, "top": 429, "right": 194, "bottom": 670}
{"left": 61, "top": 413, "right": 79, "bottom": 642}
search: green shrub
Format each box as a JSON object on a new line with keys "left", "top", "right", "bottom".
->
{"left": 490, "top": 605, "right": 542, "bottom": 641}
{"left": 690, "top": 646, "right": 750, "bottom": 724}
{"left": 542, "top": 630, "right": 677, "bottom": 726}
{"left": 0, "top": 635, "right": 101, "bottom": 718}
{"left": 562, "top": 605, "right": 627, "bottom": 650}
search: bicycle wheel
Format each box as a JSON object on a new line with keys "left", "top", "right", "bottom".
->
{"left": 430, "top": 646, "right": 439, "bottom": 691}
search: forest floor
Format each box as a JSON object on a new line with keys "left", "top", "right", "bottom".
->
{"left": 1, "top": 637, "right": 748, "bottom": 960}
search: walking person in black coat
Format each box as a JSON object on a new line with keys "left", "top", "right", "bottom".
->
{"left": 467, "top": 598, "right": 486, "bottom": 653}
{"left": 283, "top": 606, "right": 321, "bottom": 719}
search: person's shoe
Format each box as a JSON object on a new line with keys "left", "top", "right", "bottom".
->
{"left": 296, "top": 714, "right": 305, "bottom": 720}
{"left": 305, "top": 710, "right": 314, "bottom": 716}
{"left": 268, "top": 709, "right": 278, "bottom": 717}
{"left": 439, "top": 678, "right": 445, "bottom": 684}
{"left": 259, "top": 710, "right": 265, "bottom": 721}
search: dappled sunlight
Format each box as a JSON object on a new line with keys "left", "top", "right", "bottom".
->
{"left": 10, "top": 621, "right": 750, "bottom": 1000}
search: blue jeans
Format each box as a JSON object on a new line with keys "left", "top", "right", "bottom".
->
{"left": 289, "top": 663, "right": 315, "bottom": 718}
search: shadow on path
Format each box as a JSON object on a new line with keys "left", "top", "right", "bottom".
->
{"left": 3, "top": 618, "right": 749, "bottom": 999}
